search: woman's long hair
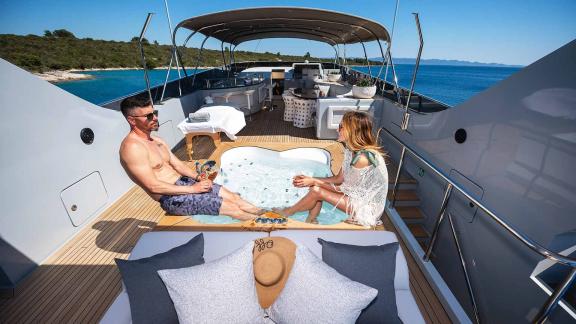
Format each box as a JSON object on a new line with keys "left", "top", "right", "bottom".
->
{"left": 340, "top": 111, "right": 383, "bottom": 154}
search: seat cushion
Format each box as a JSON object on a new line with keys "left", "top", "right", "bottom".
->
{"left": 158, "top": 241, "right": 265, "bottom": 324}
{"left": 114, "top": 233, "right": 204, "bottom": 324}
{"left": 318, "top": 238, "right": 402, "bottom": 324}
{"left": 268, "top": 245, "right": 377, "bottom": 324}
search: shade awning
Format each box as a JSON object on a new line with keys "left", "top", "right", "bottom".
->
{"left": 175, "top": 7, "right": 391, "bottom": 46}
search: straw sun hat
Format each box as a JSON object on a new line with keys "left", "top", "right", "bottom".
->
{"left": 253, "top": 237, "right": 296, "bottom": 308}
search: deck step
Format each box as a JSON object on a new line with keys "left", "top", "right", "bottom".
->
{"left": 407, "top": 223, "right": 430, "bottom": 239}
{"left": 387, "top": 190, "right": 419, "bottom": 202}
{"left": 386, "top": 167, "right": 417, "bottom": 185}
{"left": 395, "top": 206, "right": 424, "bottom": 220}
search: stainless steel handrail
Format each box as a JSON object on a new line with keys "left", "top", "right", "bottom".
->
{"left": 379, "top": 127, "right": 576, "bottom": 323}
{"left": 138, "top": 13, "right": 154, "bottom": 105}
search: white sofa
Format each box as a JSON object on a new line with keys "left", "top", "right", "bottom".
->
{"left": 100, "top": 230, "right": 424, "bottom": 324}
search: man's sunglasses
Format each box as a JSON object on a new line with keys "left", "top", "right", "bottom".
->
{"left": 130, "top": 110, "right": 158, "bottom": 121}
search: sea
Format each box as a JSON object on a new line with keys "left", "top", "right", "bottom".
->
{"left": 56, "top": 64, "right": 521, "bottom": 107}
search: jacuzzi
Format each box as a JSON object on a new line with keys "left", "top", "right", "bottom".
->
{"left": 191, "top": 146, "right": 349, "bottom": 225}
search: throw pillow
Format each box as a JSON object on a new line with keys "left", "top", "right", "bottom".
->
{"left": 158, "top": 241, "right": 265, "bottom": 324}
{"left": 318, "top": 238, "right": 402, "bottom": 324}
{"left": 268, "top": 245, "right": 378, "bottom": 324}
{"left": 114, "top": 233, "right": 205, "bottom": 324}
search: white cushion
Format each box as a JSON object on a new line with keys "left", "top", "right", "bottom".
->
{"left": 158, "top": 242, "right": 265, "bottom": 324}
{"left": 268, "top": 245, "right": 377, "bottom": 324}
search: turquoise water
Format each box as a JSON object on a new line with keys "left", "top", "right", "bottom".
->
{"left": 56, "top": 69, "right": 203, "bottom": 105}
{"left": 192, "top": 155, "right": 349, "bottom": 225}
{"left": 56, "top": 64, "right": 520, "bottom": 106}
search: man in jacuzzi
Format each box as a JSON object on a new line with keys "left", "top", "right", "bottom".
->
{"left": 119, "top": 95, "right": 262, "bottom": 220}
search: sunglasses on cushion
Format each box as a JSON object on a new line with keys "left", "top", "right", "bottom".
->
{"left": 130, "top": 110, "right": 158, "bottom": 121}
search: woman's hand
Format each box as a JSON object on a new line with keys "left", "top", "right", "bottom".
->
{"left": 191, "top": 180, "right": 212, "bottom": 193}
{"left": 292, "top": 175, "right": 316, "bottom": 187}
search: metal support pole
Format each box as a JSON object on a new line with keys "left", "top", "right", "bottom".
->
{"left": 221, "top": 41, "right": 227, "bottom": 70}
{"left": 227, "top": 43, "right": 233, "bottom": 78}
{"left": 534, "top": 268, "right": 576, "bottom": 323}
{"left": 374, "top": 39, "right": 387, "bottom": 81}
{"left": 390, "top": 146, "right": 406, "bottom": 207}
{"left": 332, "top": 45, "right": 339, "bottom": 65}
{"left": 343, "top": 44, "right": 347, "bottom": 67}
{"left": 405, "top": 13, "right": 424, "bottom": 112}
{"left": 360, "top": 41, "right": 373, "bottom": 81}
{"left": 159, "top": 54, "right": 173, "bottom": 102}
{"left": 424, "top": 183, "right": 453, "bottom": 261}
{"left": 385, "top": 0, "right": 400, "bottom": 83}
{"left": 190, "top": 35, "right": 209, "bottom": 89}
{"left": 179, "top": 31, "right": 198, "bottom": 79}
{"left": 163, "top": 0, "right": 182, "bottom": 97}
{"left": 387, "top": 49, "right": 402, "bottom": 103}
{"left": 448, "top": 213, "right": 481, "bottom": 324}
{"left": 138, "top": 13, "right": 154, "bottom": 105}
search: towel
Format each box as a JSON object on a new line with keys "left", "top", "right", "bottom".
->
{"left": 178, "top": 106, "right": 246, "bottom": 140}
{"left": 188, "top": 112, "right": 210, "bottom": 123}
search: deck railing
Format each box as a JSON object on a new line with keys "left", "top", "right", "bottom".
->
{"left": 379, "top": 127, "right": 576, "bottom": 324}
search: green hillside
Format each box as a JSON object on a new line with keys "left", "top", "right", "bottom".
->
{"left": 0, "top": 30, "right": 353, "bottom": 72}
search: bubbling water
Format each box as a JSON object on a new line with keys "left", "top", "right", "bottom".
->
{"left": 192, "top": 154, "right": 348, "bottom": 224}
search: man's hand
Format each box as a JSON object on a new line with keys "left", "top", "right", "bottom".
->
{"left": 292, "top": 175, "right": 316, "bottom": 188}
{"left": 191, "top": 180, "right": 213, "bottom": 193}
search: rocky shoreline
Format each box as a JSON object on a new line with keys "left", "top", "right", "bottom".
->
{"left": 35, "top": 70, "right": 94, "bottom": 82}
{"left": 35, "top": 66, "right": 216, "bottom": 83}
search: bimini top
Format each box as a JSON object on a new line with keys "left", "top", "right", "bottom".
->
{"left": 175, "top": 7, "right": 391, "bottom": 46}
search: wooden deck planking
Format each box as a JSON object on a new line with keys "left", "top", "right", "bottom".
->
{"left": 0, "top": 106, "right": 448, "bottom": 323}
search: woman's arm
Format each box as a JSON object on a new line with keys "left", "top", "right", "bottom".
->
{"left": 293, "top": 169, "right": 344, "bottom": 191}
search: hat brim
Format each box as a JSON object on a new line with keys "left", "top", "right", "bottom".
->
{"left": 253, "top": 237, "right": 296, "bottom": 308}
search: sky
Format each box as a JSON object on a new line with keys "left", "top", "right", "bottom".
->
{"left": 0, "top": 0, "right": 575, "bottom": 66}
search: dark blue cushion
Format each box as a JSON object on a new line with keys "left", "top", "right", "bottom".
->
{"left": 115, "top": 233, "right": 204, "bottom": 324}
{"left": 318, "top": 238, "right": 402, "bottom": 324}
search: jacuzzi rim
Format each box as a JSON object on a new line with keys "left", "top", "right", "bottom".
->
{"left": 219, "top": 146, "right": 332, "bottom": 170}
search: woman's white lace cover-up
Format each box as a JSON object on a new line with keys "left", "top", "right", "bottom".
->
{"left": 339, "top": 149, "right": 389, "bottom": 227}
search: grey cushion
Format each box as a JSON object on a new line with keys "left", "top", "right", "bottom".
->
{"left": 114, "top": 233, "right": 204, "bottom": 324}
{"left": 319, "top": 238, "right": 402, "bottom": 324}
{"left": 158, "top": 242, "right": 265, "bottom": 324}
{"left": 268, "top": 245, "right": 378, "bottom": 324}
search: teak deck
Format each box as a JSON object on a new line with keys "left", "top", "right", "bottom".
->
{"left": 0, "top": 106, "right": 451, "bottom": 323}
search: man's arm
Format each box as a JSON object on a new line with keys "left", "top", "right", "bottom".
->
{"left": 120, "top": 140, "right": 206, "bottom": 195}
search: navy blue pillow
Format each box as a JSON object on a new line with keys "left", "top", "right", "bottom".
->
{"left": 318, "top": 238, "right": 402, "bottom": 324}
{"left": 115, "top": 233, "right": 205, "bottom": 324}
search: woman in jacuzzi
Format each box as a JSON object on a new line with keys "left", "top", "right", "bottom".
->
{"left": 275, "top": 111, "right": 389, "bottom": 227}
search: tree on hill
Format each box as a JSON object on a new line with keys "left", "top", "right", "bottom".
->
{"left": 52, "top": 29, "right": 76, "bottom": 38}
{"left": 131, "top": 36, "right": 149, "bottom": 44}
{"left": 44, "top": 30, "right": 53, "bottom": 37}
